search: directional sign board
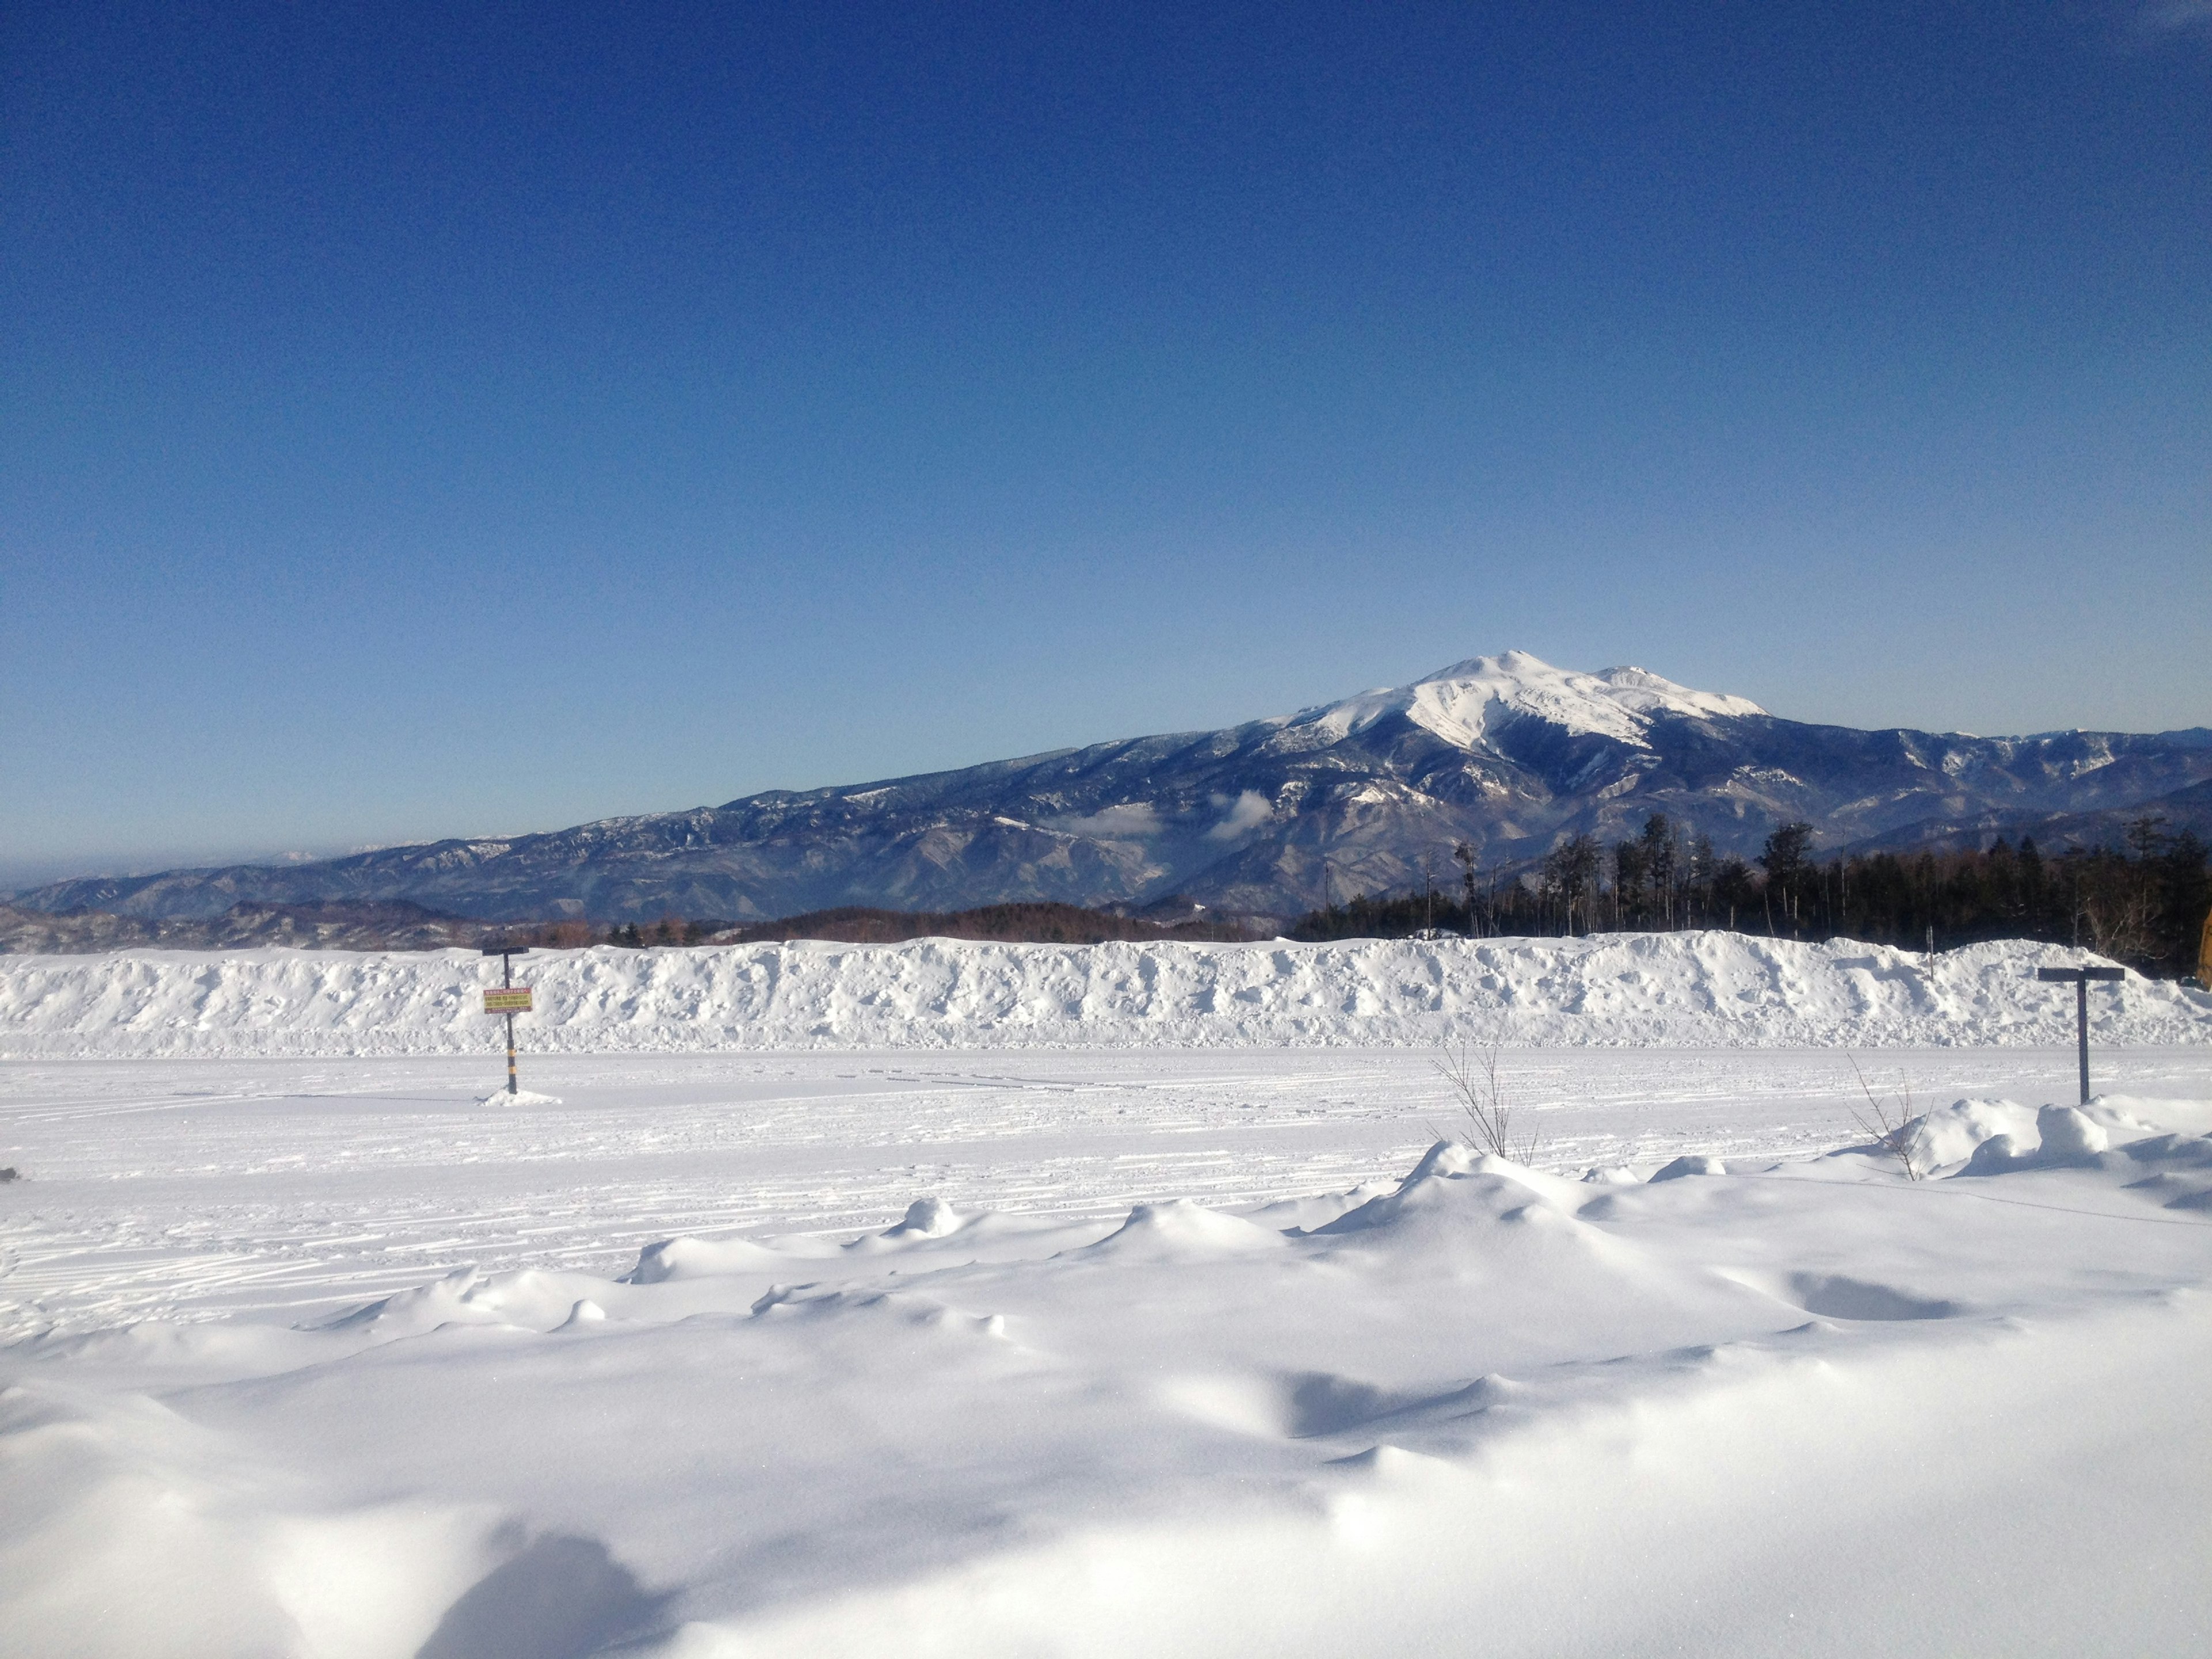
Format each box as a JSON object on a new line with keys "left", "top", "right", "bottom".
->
{"left": 2036, "top": 966, "right": 2124, "bottom": 983}
{"left": 483, "top": 987, "right": 533, "bottom": 1014}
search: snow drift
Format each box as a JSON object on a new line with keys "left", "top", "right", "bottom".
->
{"left": 1, "top": 931, "right": 2203, "bottom": 1058}
{"left": 5, "top": 1100, "right": 2211, "bottom": 1657}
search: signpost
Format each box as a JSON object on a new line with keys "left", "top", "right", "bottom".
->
{"left": 483, "top": 945, "right": 533, "bottom": 1097}
{"left": 2036, "top": 964, "right": 2124, "bottom": 1106}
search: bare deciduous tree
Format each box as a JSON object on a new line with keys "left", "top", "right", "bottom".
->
{"left": 2082, "top": 885, "right": 2157, "bottom": 963}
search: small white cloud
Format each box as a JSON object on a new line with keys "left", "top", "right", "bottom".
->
{"left": 2138, "top": 0, "right": 2212, "bottom": 33}
{"left": 1206, "top": 790, "right": 1275, "bottom": 842}
{"left": 1055, "top": 803, "right": 1161, "bottom": 839}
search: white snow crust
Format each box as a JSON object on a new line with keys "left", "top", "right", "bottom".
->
{"left": 2, "top": 931, "right": 2199, "bottom": 1058}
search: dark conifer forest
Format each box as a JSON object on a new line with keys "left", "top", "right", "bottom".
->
{"left": 1292, "top": 813, "right": 2212, "bottom": 979}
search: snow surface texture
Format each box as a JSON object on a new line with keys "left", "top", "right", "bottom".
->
{"left": 3, "top": 1090, "right": 2210, "bottom": 1656}
{"left": 3, "top": 931, "right": 2205, "bottom": 1058}
{"left": 17, "top": 1046, "right": 2207, "bottom": 1339}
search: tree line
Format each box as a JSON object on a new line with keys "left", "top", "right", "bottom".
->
{"left": 1291, "top": 812, "right": 2211, "bottom": 978}
{"left": 489, "top": 902, "right": 1253, "bottom": 951}
{"left": 711, "top": 902, "right": 1245, "bottom": 945}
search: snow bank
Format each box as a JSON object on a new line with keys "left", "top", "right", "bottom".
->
{"left": 1, "top": 931, "right": 2203, "bottom": 1058}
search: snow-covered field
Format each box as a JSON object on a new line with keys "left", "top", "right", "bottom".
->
{"left": 3, "top": 935, "right": 2210, "bottom": 1656}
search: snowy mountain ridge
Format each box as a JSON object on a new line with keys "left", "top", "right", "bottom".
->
{"left": 13, "top": 650, "right": 2210, "bottom": 924}
{"left": 1302, "top": 651, "right": 1768, "bottom": 751}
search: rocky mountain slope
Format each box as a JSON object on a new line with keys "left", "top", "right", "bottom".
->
{"left": 16, "top": 653, "right": 2211, "bottom": 923}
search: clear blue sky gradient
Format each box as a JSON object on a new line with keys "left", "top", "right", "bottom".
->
{"left": 4, "top": 2, "right": 2209, "bottom": 881}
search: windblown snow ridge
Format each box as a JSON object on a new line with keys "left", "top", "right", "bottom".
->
{"left": 1, "top": 932, "right": 2202, "bottom": 1058}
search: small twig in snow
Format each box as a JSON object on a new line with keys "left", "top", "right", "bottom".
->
{"left": 1434, "top": 1041, "right": 1541, "bottom": 1164}
{"left": 1844, "top": 1054, "right": 1929, "bottom": 1180}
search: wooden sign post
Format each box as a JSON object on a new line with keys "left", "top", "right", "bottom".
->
{"left": 2035, "top": 964, "right": 2124, "bottom": 1106}
{"left": 483, "top": 944, "right": 534, "bottom": 1097}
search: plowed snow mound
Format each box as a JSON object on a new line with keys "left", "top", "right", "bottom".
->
{"left": 1, "top": 931, "right": 2201, "bottom": 1058}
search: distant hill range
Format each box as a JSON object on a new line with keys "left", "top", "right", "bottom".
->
{"left": 15, "top": 652, "right": 2212, "bottom": 927}
{"left": 0, "top": 897, "right": 1228, "bottom": 955}
{"left": 0, "top": 899, "right": 490, "bottom": 955}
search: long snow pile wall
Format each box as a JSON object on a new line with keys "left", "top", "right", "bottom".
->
{"left": 2, "top": 931, "right": 2205, "bottom": 1058}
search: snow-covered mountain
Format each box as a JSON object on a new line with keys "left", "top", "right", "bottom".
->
{"left": 18, "top": 653, "right": 2212, "bottom": 923}
{"left": 1318, "top": 652, "right": 1768, "bottom": 750}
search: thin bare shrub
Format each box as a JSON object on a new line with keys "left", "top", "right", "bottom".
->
{"left": 1434, "top": 1041, "right": 1541, "bottom": 1164}
{"left": 1845, "top": 1054, "right": 1931, "bottom": 1180}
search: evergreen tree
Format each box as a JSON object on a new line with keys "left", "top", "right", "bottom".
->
{"left": 1759, "top": 822, "right": 1816, "bottom": 935}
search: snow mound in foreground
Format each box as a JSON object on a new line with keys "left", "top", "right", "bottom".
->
{"left": 2, "top": 931, "right": 2202, "bottom": 1056}
{"left": 5, "top": 1104, "right": 2211, "bottom": 1656}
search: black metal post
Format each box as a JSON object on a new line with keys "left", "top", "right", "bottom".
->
{"left": 2037, "top": 965, "right": 2124, "bottom": 1107}
{"left": 2075, "top": 976, "right": 2088, "bottom": 1106}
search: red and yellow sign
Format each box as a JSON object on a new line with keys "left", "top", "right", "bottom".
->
{"left": 483, "top": 987, "right": 533, "bottom": 1014}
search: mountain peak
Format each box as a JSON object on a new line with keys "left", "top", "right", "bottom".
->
{"left": 13, "top": 651, "right": 2206, "bottom": 927}
{"left": 1310, "top": 652, "right": 1765, "bottom": 752}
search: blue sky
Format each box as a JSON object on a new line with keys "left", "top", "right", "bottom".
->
{"left": 4, "top": 2, "right": 2208, "bottom": 882}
